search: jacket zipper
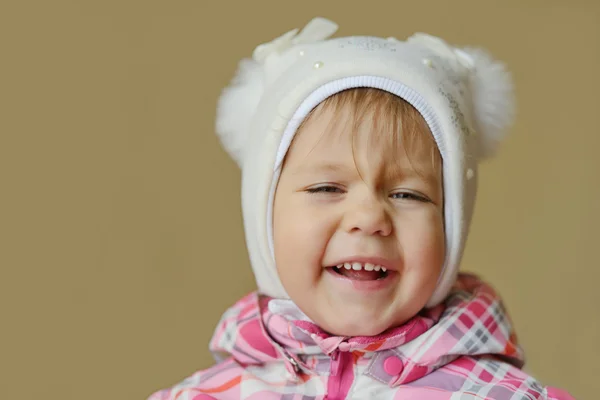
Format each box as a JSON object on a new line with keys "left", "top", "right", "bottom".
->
{"left": 326, "top": 350, "right": 353, "bottom": 400}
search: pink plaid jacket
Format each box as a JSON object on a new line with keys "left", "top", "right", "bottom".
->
{"left": 147, "top": 274, "right": 575, "bottom": 399}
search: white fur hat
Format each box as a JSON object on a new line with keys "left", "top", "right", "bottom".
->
{"left": 215, "top": 17, "right": 515, "bottom": 308}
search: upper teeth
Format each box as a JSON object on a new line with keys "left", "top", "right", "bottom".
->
{"left": 337, "top": 262, "right": 387, "bottom": 272}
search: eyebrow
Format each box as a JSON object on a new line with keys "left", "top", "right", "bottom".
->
{"left": 384, "top": 166, "right": 438, "bottom": 186}
{"left": 290, "top": 162, "right": 352, "bottom": 176}
{"left": 291, "top": 161, "right": 438, "bottom": 184}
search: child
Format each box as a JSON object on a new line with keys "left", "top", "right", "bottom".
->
{"left": 147, "top": 17, "right": 575, "bottom": 399}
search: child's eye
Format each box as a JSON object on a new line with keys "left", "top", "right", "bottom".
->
{"left": 390, "top": 192, "right": 428, "bottom": 202}
{"left": 306, "top": 186, "right": 344, "bottom": 194}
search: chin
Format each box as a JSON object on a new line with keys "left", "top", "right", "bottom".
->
{"left": 317, "top": 313, "right": 399, "bottom": 337}
{"left": 346, "top": 324, "right": 389, "bottom": 337}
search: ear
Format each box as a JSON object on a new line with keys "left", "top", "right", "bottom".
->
{"left": 215, "top": 17, "right": 338, "bottom": 168}
{"left": 408, "top": 33, "right": 516, "bottom": 160}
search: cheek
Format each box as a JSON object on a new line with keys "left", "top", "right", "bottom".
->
{"left": 393, "top": 212, "right": 445, "bottom": 312}
{"left": 401, "top": 211, "right": 445, "bottom": 270}
{"left": 273, "top": 201, "right": 332, "bottom": 285}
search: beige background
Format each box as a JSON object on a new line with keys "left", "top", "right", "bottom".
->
{"left": 1, "top": 1, "right": 597, "bottom": 399}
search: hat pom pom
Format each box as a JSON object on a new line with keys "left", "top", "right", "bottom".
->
{"left": 215, "top": 57, "right": 265, "bottom": 167}
{"left": 458, "top": 47, "right": 516, "bottom": 160}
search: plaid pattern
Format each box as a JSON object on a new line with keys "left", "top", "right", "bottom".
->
{"left": 147, "top": 273, "right": 575, "bottom": 399}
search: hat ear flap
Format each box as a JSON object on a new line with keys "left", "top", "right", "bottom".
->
{"left": 215, "top": 58, "right": 265, "bottom": 167}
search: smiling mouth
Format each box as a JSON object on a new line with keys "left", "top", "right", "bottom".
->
{"left": 328, "top": 263, "right": 389, "bottom": 281}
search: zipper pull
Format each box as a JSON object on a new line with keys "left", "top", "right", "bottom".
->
{"left": 331, "top": 349, "right": 339, "bottom": 361}
{"left": 283, "top": 352, "right": 302, "bottom": 383}
{"left": 285, "top": 352, "right": 300, "bottom": 373}
{"left": 329, "top": 350, "right": 341, "bottom": 376}
{"left": 289, "top": 356, "right": 300, "bottom": 373}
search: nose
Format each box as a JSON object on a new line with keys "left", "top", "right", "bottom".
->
{"left": 342, "top": 193, "right": 393, "bottom": 237}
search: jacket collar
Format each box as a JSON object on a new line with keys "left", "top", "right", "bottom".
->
{"left": 209, "top": 273, "right": 525, "bottom": 385}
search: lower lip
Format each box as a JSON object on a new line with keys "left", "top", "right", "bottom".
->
{"left": 325, "top": 267, "right": 397, "bottom": 292}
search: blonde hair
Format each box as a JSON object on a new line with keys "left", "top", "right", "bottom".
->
{"left": 295, "top": 87, "right": 442, "bottom": 180}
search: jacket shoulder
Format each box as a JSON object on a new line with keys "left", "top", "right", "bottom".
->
{"left": 434, "top": 356, "right": 575, "bottom": 399}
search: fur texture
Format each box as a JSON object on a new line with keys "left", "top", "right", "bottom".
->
{"left": 215, "top": 58, "right": 264, "bottom": 167}
{"left": 461, "top": 47, "right": 515, "bottom": 160}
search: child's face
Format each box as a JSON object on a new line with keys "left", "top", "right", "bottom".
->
{"left": 272, "top": 99, "right": 445, "bottom": 337}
